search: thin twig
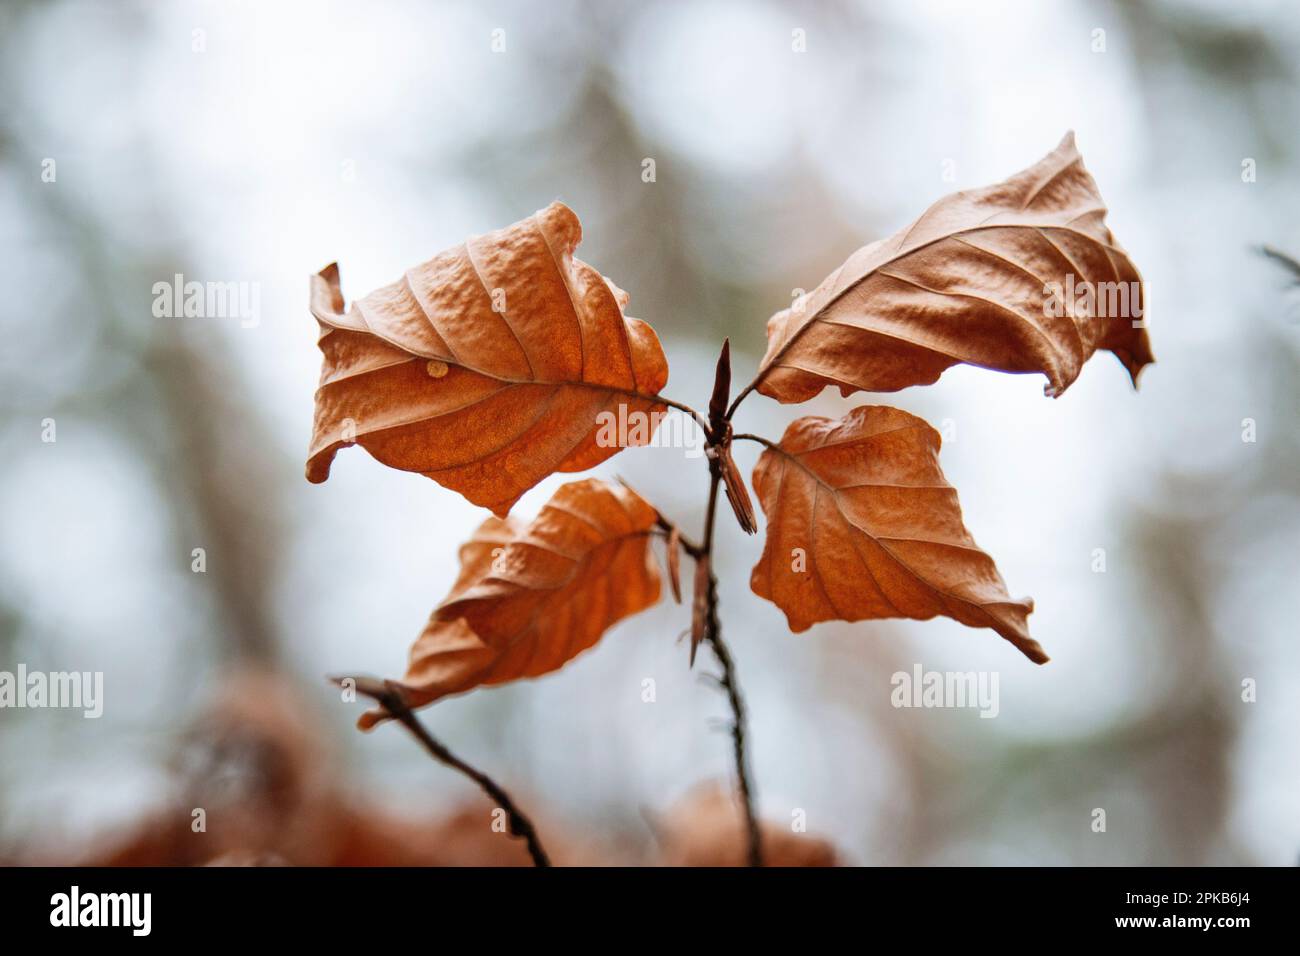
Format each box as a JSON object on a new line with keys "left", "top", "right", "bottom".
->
{"left": 732, "top": 432, "right": 779, "bottom": 453}
{"left": 332, "top": 676, "right": 552, "bottom": 867}
{"left": 724, "top": 381, "right": 757, "bottom": 421}
{"left": 698, "top": 465, "right": 765, "bottom": 866}
{"left": 652, "top": 512, "right": 704, "bottom": 558}
{"left": 1258, "top": 244, "right": 1300, "bottom": 284}
{"left": 653, "top": 394, "right": 714, "bottom": 442}
{"left": 704, "top": 624, "right": 761, "bottom": 868}
{"left": 621, "top": 476, "right": 705, "bottom": 559}
{"left": 642, "top": 345, "right": 764, "bottom": 864}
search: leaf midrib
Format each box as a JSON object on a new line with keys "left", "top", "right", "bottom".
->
{"left": 755, "top": 221, "right": 1129, "bottom": 389}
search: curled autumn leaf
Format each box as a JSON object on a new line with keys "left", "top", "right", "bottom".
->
{"left": 360, "top": 479, "right": 661, "bottom": 728}
{"left": 749, "top": 406, "right": 1045, "bottom": 663}
{"left": 306, "top": 201, "right": 670, "bottom": 516}
{"left": 751, "top": 133, "right": 1153, "bottom": 405}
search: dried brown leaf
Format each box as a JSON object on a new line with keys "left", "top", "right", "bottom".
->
{"left": 360, "top": 478, "right": 661, "bottom": 726}
{"left": 754, "top": 132, "right": 1153, "bottom": 404}
{"left": 750, "top": 405, "right": 1045, "bottom": 663}
{"left": 306, "top": 202, "right": 670, "bottom": 516}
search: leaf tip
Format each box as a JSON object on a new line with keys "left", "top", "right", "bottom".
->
{"left": 309, "top": 262, "right": 346, "bottom": 320}
{"left": 537, "top": 199, "right": 582, "bottom": 251}
{"left": 1021, "top": 640, "right": 1051, "bottom": 665}
{"left": 481, "top": 493, "right": 519, "bottom": 519}
{"left": 304, "top": 450, "right": 335, "bottom": 484}
{"left": 708, "top": 339, "right": 733, "bottom": 429}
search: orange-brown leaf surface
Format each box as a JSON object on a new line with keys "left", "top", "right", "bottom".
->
{"left": 360, "top": 479, "right": 661, "bottom": 727}
{"left": 753, "top": 133, "right": 1153, "bottom": 404}
{"left": 750, "top": 406, "right": 1045, "bottom": 663}
{"left": 306, "top": 202, "right": 670, "bottom": 516}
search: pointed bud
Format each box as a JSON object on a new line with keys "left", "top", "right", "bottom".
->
{"left": 708, "top": 338, "right": 731, "bottom": 435}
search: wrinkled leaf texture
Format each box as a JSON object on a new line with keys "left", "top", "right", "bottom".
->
{"left": 307, "top": 202, "right": 669, "bottom": 516}
{"left": 755, "top": 133, "right": 1153, "bottom": 404}
{"left": 749, "top": 406, "right": 1045, "bottom": 663}
{"left": 360, "top": 479, "right": 661, "bottom": 726}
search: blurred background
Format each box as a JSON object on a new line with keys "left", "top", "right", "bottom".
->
{"left": 1, "top": 0, "right": 1297, "bottom": 865}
